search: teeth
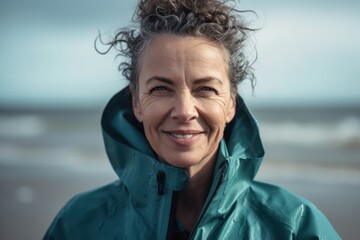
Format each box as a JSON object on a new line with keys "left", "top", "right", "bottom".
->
{"left": 171, "top": 133, "right": 194, "bottom": 139}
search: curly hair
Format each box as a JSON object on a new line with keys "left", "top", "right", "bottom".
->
{"left": 96, "top": 0, "right": 257, "bottom": 95}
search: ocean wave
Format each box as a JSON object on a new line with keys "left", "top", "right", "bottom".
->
{"left": 259, "top": 116, "right": 360, "bottom": 148}
{"left": 0, "top": 115, "right": 46, "bottom": 138}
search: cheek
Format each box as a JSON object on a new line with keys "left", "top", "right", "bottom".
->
{"left": 198, "top": 112, "right": 227, "bottom": 142}
{"left": 142, "top": 116, "right": 160, "bottom": 147}
{"left": 141, "top": 103, "right": 168, "bottom": 130}
{"left": 139, "top": 95, "right": 167, "bottom": 117}
{"left": 200, "top": 99, "right": 230, "bottom": 127}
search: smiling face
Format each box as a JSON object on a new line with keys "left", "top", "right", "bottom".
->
{"left": 132, "top": 35, "right": 235, "bottom": 173}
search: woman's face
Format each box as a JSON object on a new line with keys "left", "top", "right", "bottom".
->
{"left": 132, "top": 35, "right": 235, "bottom": 172}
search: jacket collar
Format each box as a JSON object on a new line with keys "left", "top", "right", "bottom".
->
{"left": 224, "top": 95, "right": 264, "bottom": 181}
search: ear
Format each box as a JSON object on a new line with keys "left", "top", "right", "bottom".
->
{"left": 131, "top": 91, "right": 143, "bottom": 122}
{"left": 226, "top": 94, "right": 236, "bottom": 123}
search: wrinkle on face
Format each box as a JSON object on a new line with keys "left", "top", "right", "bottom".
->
{"left": 132, "top": 34, "right": 236, "bottom": 172}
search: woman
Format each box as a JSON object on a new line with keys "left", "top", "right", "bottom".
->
{"left": 45, "top": 0, "right": 340, "bottom": 239}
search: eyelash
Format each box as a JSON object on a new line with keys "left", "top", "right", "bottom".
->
{"left": 195, "top": 86, "right": 218, "bottom": 95}
{"left": 149, "top": 86, "right": 218, "bottom": 95}
{"left": 149, "top": 86, "right": 172, "bottom": 94}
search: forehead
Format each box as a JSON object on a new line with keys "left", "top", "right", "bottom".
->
{"left": 139, "top": 35, "right": 229, "bottom": 80}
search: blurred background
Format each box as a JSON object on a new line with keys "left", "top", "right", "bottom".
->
{"left": 0, "top": 0, "right": 359, "bottom": 239}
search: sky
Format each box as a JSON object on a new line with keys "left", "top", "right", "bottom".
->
{"left": 0, "top": 0, "right": 359, "bottom": 108}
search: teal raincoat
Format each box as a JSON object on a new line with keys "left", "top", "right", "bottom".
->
{"left": 44, "top": 87, "right": 340, "bottom": 239}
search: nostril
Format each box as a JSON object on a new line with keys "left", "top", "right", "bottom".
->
{"left": 171, "top": 105, "right": 198, "bottom": 122}
{"left": 170, "top": 94, "right": 199, "bottom": 122}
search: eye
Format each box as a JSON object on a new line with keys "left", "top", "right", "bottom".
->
{"left": 195, "top": 86, "right": 218, "bottom": 95}
{"left": 149, "top": 86, "right": 173, "bottom": 94}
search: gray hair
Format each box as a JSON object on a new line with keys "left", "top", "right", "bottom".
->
{"left": 96, "top": 0, "right": 257, "bottom": 96}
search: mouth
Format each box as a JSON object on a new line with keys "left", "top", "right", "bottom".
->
{"left": 164, "top": 130, "right": 204, "bottom": 146}
{"left": 170, "top": 133, "right": 196, "bottom": 139}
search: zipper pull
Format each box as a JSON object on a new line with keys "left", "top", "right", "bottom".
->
{"left": 157, "top": 171, "right": 166, "bottom": 195}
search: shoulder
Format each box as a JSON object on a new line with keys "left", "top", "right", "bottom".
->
{"left": 44, "top": 180, "right": 129, "bottom": 239}
{"left": 63, "top": 180, "right": 128, "bottom": 217}
{"left": 245, "top": 181, "right": 340, "bottom": 239}
{"left": 246, "top": 181, "right": 318, "bottom": 220}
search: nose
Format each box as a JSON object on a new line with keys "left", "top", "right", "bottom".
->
{"left": 170, "top": 91, "right": 199, "bottom": 122}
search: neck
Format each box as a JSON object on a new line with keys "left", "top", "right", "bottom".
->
{"left": 176, "top": 153, "right": 217, "bottom": 232}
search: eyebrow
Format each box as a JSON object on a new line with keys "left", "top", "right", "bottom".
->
{"left": 146, "top": 76, "right": 223, "bottom": 85}
{"left": 193, "top": 77, "right": 223, "bottom": 85}
{"left": 146, "top": 76, "right": 174, "bottom": 85}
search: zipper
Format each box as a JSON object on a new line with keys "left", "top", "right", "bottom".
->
{"left": 157, "top": 170, "right": 173, "bottom": 240}
{"left": 157, "top": 171, "right": 166, "bottom": 195}
{"left": 188, "top": 161, "right": 229, "bottom": 239}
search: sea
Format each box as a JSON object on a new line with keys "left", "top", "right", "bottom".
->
{"left": 1, "top": 105, "right": 359, "bottom": 169}
{"left": 1, "top": 105, "right": 360, "bottom": 190}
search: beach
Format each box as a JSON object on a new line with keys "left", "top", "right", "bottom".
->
{"left": 0, "top": 107, "right": 359, "bottom": 239}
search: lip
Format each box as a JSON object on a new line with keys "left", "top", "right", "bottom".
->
{"left": 164, "top": 130, "right": 204, "bottom": 146}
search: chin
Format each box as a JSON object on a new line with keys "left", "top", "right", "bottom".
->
{"left": 161, "top": 153, "right": 208, "bottom": 169}
{"left": 164, "top": 158, "right": 196, "bottom": 169}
